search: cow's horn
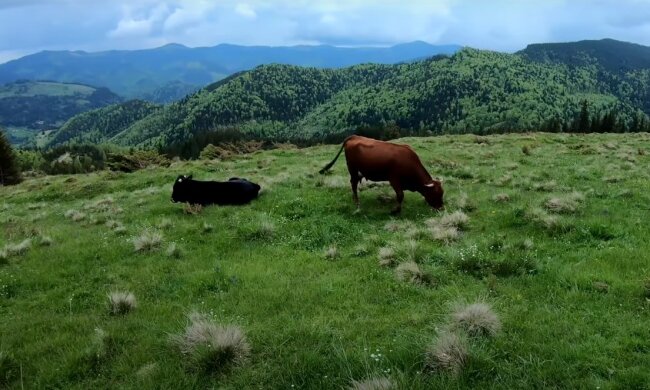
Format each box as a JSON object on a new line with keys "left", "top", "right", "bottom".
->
{"left": 425, "top": 182, "right": 434, "bottom": 187}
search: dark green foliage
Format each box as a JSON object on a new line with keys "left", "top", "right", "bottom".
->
{"left": 0, "top": 129, "right": 21, "bottom": 185}
{"left": 47, "top": 100, "right": 161, "bottom": 147}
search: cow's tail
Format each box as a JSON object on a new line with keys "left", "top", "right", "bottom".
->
{"left": 319, "top": 137, "right": 351, "bottom": 174}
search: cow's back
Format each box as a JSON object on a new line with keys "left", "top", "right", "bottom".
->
{"left": 344, "top": 136, "right": 420, "bottom": 182}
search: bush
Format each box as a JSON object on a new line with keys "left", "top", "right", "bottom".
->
{"left": 0, "top": 129, "right": 21, "bottom": 185}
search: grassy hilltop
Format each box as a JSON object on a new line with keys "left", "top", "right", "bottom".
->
{"left": 1, "top": 133, "right": 650, "bottom": 388}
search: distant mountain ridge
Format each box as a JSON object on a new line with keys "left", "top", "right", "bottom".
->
{"left": 45, "top": 41, "right": 650, "bottom": 155}
{"left": 0, "top": 41, "right": 461, "bottom": 99}
{"left": 518, "top": 38, "right": 650, "bottom": 74}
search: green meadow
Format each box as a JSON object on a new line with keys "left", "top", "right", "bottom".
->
{"left": 1, "top": 133, "right": 650, "bottom": 389}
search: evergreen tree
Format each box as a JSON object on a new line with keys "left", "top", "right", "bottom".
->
{"left": 0, "top": 129, "right": 21, "bottom": 185}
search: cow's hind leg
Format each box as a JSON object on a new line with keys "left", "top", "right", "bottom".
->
{"left": 389, "top": 179, "right": 404, "bottom": 215}
{"left": 350, "top": 175, "right": 361, "bottom": 212}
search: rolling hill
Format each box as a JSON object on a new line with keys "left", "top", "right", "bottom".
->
{"left": 0, "top": 42, "right": 461, "bottom": 99}
{"left": 45, "top": 43, "right": 650, "bottom": 156}
{"left": 0, "top": 80, "right": 122, "bottom": 145}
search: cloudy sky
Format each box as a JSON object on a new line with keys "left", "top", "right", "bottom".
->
{"left": 1, "top": 0, "right": 650, "bottom": 63}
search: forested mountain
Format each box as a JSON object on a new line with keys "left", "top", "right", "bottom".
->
{"left": 0, "top": 42, "right": 461, "bottom": 99}
{"left": 45, "top": 44, "right": 650, "bottom": 157}
{"left": 519, "top": 38, "right": 650, "bottom": 74}
{"left": 46, "top": 100, "right": 161, "bottom": 146}
{"left": 0, "top": 80, "right": 122, "bottom": 144}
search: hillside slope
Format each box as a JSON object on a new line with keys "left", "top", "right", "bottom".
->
{"left": 0, "top": 42, "right": 460, "bottom": 98}
{"left": 1, "top": 133, "right": 650, "bottom": 388}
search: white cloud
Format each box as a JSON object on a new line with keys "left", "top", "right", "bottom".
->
{"left": 163, "top": 1, "right": 216, "bottom": 32}
{"left": 235, "top": 3, "right": 257, "bottom": 19}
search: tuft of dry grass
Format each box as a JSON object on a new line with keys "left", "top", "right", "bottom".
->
{"left": 1, "top": 239, "right": 32, "bottom": 262}
{"left": 533, "top": 180, "right": 557, "bottom": 192}
{"left": 455, "top": 192, "right": 476, "bottom": 212}
{"left": 255, "top": 219, "right": 276, "bottom": 239}
{"left": 431, "top": 226, "right": 460, "bottom": 244}
{"left": 544, "top": 191, "right": 585, "bottom": 214}
{"left": 350, "top": 377, "right": 394, "bottom": 390}
{"left": 37, "top": 235, "right": 53, "bottom": 247}
{"left": 202, "top": 222, "right": 214, "bottom": 233}
{"left": 378, "top": 247, "right": 396, "bottom": 267}
{"left": 64, "top": 209, "right": 86, "bottom": 222}
{"left": 429, "top": 211, "right": 469, "bottom": 231}
{"left": 401, "top": 239, "right": 420, "bottom": 261}
{"left": 495, "top": 174, "right": 513, "bottom": 187}
{"left": 395, "top": 261, "right": 432, "bottom": 285}
{"left": 172, "top": 312, "right": 251, "bottom": 373}
{"left": 493, "top": 193, "right": 511, "bottom": 203}
{"left": 133, "top": 230, "right": 163, "bottom": 252}
{"left": 353, "top": 245, "right": 369, "bottom": 257}
{"left": 325, "top": 246, "right": 339, "bottom": 260}
{"left": 384, "top": 220, "right": 401, "bottom": 233}
{"left": 158, "top": 218, "right": 173, "bottom": 230}
{"left": 451, "top": 302, "right": 502, "bottom": 337}
{"left": 183, "top": 203, "right": 203, "bottom": 215}
{"left": 424, "top": 331, "right": 469, "bottom": 375}
{"left": 166, "top": 243, "right": 182, "bottom": 259}
{"left": 526, "top": 208, "right": 561, "bottom": 231}
{"left": 108, "top": 291, "right": 137, "bottom": 315}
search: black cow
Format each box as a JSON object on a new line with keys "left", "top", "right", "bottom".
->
{"left": 171, "top": 175, "right": 261, "bottom": 206}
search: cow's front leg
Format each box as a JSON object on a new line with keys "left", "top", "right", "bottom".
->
{"left": 390, "top": 180, "right": 403, "bottom": 214}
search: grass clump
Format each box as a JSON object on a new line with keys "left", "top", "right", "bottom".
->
{"left": 64, "top": 209, "right": 86, "bottom": 222}
{"left": 1, "top": 239, "right": 32, "bottom": 262}
{"left": 325, "top": 246, "right": 339, "bottom": 260}
{"left": 108, "top": 291, "right": 137, "bottom": 315}
{"left": 183, "top": 203, "right": 203, "bottom": 215}
{"left": 424, "top": 331, "right": 469, "bottom": 375}
{"left": 378, "top": 247, "right": 396, "bottom": 267}
{"left": 350, "top": 377, "right": 394, "bottom": 390}
{"left": 166, "top": 243, "right": 182, "bottom": 259}
{"left": 133, "top": 230, "right": 163, "bottom": 252}
{"left": 202, "top": 222, "right": 214, "bottom": 233}
{"left": 493, "top": 193, "right": 511, "bottom": 203}
{"left": 430, "top": 226, "right": 460, "bottom": 244}
{"left": 172, "top": 312, "right": 251, "bottom": 373}
{"left": 451, "top": 302, "right": 502, "bottom": 337}
{"left": 544, "top": 192, "right": 585, "bottom": 214}
{"left": 395, "top": 261, "right": 433, "bottom": 286}
{"left": 158, "top": 218, "right": 173, "bottom": 230}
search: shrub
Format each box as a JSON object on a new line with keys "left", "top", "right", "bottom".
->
{"left": 350, "top": 377, "right": 394, "bottom": 390}
{"left": 108, "top": 291, "right": 137, "bottom": 315}
{"left": 451, "top": 302, "right": 501, "bottom": 337}
{"left": 424, "top": 331, "right": 468, "bottom": 375}
{"left": 133, "top": 230, "right": 163, "bottom": 252}
{"left": 172, "top": 312, "right": 250, "bottom": 373}
{"left": 0, "top": 129, "right": 22, "bottom": 186}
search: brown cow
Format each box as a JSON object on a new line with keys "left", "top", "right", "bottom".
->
{"left": 319, "top": 135, "right": 443, "bottom": 213}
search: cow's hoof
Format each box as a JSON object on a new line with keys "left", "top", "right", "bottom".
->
{"left": 390, "top": 208, "right": 401, "bottom": 215}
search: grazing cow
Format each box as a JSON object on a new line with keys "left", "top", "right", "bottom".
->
{"left": 171, "top": 175, "right": 261, "bottom": 206}
{"left": 319, "top": 135, "right": 443, "bottom": 213}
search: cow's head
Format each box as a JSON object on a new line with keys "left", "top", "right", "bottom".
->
{"left": 422, "top": 179, "right": 444, "bottom": 210}
{"left": 171, "top": 175, "right": 192, "bottom": 203}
